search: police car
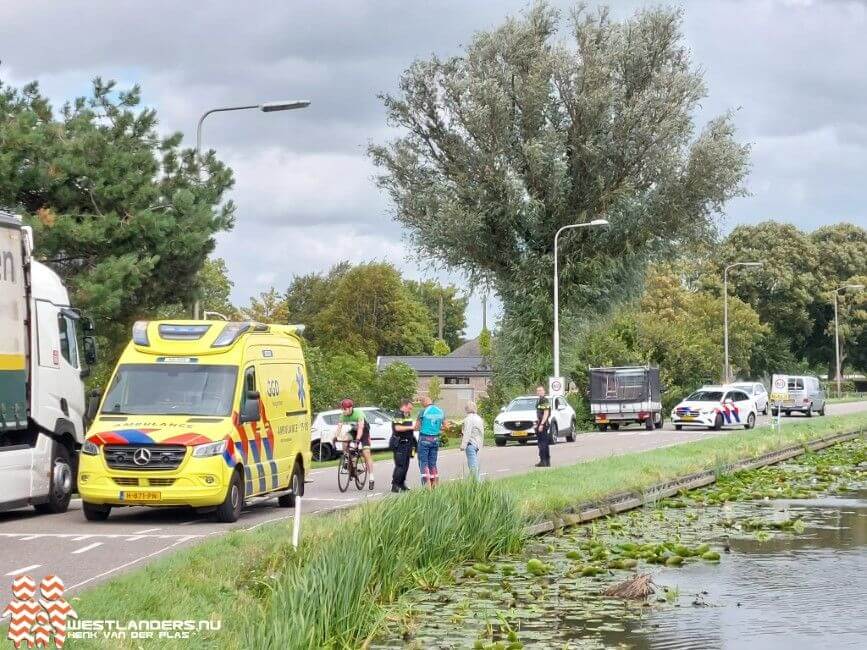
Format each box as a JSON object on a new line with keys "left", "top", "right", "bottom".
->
{"left": 670, "top": 385, "right": 758, "bottom": 431}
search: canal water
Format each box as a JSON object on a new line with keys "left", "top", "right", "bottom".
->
{"left": 374, "top": 440, "right": 867, "bottom": 649}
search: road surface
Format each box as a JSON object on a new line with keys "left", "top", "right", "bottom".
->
{"left": 0, "top": 400, "right": 864, "bottom": 603}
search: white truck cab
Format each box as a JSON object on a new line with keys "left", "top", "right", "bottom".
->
{"left": 0, "top": 211, "right": 96, "bottom": 514}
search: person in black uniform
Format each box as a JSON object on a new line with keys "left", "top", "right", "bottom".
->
{"left": 391, "top": 398, "right": 416, "bottom": 492}
{"left": 534, "top": 385, "right": 552, "bottom": 467}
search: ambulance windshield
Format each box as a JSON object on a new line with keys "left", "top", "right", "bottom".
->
{"left": 102, "top": 364, "right": 238, "bottom": 416}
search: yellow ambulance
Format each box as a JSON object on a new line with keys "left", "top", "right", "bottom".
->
{"left": 78, "top": 320, "right": 311, "bottom": 522}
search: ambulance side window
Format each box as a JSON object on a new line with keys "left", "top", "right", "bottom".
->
{"left": 240, "top": 367, "right": 257, "bottom": 410}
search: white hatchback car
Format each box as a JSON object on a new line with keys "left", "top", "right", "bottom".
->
{"left": 310, "top": 407, "right": 397, "bottom": 460}
{"left": 670, "top": 386, "right": 758, "bottom": 431}
{"left": 730, "top": 381, "right": 769, "bottom": 415}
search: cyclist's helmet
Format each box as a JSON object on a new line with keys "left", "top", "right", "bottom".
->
{"left": 340, "top": 398, "right": 354, "bottom": 410}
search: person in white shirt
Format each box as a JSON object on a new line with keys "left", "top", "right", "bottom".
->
{"left": 460, "top": 401, "right": 485, "bottom": 480}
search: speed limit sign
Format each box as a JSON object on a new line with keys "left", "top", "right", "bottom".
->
{"left": 770, "top": 374, "right": 788, "bottom": 403}
{"left": 548, "top": 376, "right": 565, "bottom": 397}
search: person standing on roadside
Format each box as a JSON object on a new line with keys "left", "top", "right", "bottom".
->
{"left": 460, "top": 400, "right": 484, "bottom": 480}
{"left": 391, "top": 398, "right": 416, "bottom": 493}
{"left": 534, "top": 385, "right": 552, "bottom": 468}
{"left": 415, "top": 395, "right": 444, "bottom": 487}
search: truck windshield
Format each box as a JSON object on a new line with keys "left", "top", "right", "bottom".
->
{"left": 102, "top": 364, "right": 238, "bottom": 416}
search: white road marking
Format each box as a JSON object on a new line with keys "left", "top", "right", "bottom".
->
{"left": 496, "top": 468, "right": 510, "bottom": 473}
{"left": 71, "top": 535, "right": 90, "bottom": 541}
{"left": 18, "top": 535, "right": 41, "bottom": 541}
{"left": 131, "top": 527, "right": 162, "bottom": 535}
{"left": 125, "top": 536, "right": 145, "bottom": 541}
{"left": 0, "top": 533, "right": 203, "bottom": 540}
{"left": 72, "top": 542, "right": 103, "bottom": 555}
{"left": 5, "top": 564, "right": 41, "bottom": 576}
{"left": 68, "top": 538, "right": 194, "bottom": 592}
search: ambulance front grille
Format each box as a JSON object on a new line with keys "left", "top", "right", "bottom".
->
{"left": 104, "top": 445, "right": 186, "bottom": 470}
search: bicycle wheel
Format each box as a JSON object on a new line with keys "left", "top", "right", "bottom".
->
{"left": 354, "top": 453, "right": 368, "bottom": 490}
{"left": 337, "top": 454, "right": 351, "bottom": 492}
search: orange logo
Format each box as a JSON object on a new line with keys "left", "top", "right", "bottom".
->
{"left": 1, "top": 575, "right": 77, "bottom": 648}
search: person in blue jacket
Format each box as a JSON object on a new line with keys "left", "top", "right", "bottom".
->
{"left": 415, "top": 395, "right": 444, "bottom": 488}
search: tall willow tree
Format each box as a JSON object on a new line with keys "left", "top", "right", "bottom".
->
{"left": 371, "top": 3, "right": 750, "bottom": 382}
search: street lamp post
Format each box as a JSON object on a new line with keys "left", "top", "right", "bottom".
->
{"left": 192, "top": 99, "right": 310, "bottom": 319}
{"left": 833, "top": 283, "right": 865, "bottom": 397}
{"left": 553, "top": 218, "right": 609, "bottom": 379}
{"left": 723, "top": 262, "right": 763, "bottom": 384}
{"left": 195, "top": 100, "right": 311, "bottom": 159}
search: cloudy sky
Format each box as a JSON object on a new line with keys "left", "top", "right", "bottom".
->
{"left": 2, "top": 0, "right": 866, "bottom": 336}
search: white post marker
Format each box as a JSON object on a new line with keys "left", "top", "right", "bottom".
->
{"left": 292, "top": 497, "right": 302, "bottom": 550}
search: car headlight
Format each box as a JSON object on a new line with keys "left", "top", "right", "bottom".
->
{"left": 700, "top": 409, "right": 713, "bottom": 416}
{"left": 82, "top": 440, "right": 99, "bottom": 456}
{"left": 192, "top": 440, "right": 227, "bottom": 458}
{"left": 494, "top": 422, "right": 506, "bottom": 434}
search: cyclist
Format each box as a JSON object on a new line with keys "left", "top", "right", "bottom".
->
{"left": 333, "top": 398, "right": 375, "bottom": 490}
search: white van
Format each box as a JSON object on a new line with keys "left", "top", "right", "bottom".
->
{"left": 771, "top": 375, "right": 826, "bottom": 417}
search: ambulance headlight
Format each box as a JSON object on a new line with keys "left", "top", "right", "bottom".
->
{"left": 82, "top": 440, "right": 99, "bottom": 456}
{"left": 192, "top": 440, "right": 227, "bottom": 458}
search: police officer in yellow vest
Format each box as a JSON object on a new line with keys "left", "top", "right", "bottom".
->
{"left": 534, "top": 385, "right": 552, "bottom": 467}
{"left": 391, "top": 398, "right": 416, "bottom": 492}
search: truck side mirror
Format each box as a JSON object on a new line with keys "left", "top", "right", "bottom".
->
{"left": 240, "top": 390, "right": 261, "bottom": 423}
{"left": 82, "top": 336, "right": 98, "bottom": 366}
{"left": 81, "top": 316, "right": 95, "bottom": 334}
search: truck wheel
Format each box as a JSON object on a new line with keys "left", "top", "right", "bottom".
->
{"left": 599, "top": 424, "right": 609, "bottom": 432}
{"left": 655, "top": 413, "right": 664, "bottom": 430}
{"left": 215, "top": 469, "right": 244, "bottom": 523}
{"left": 82, "top": 501, "right": 111, "bottom": 522}
{"left": 645, "top": 415, "right": 655, "bottom": 431}
{"left": 34, "top": 443, "right": 73, "bottom": 514}
{"left": 495, "top": 438, "right": 507, "bottom": 447}
{"left": 279, "top": 462, "right": 304, "bottom": 508}
{"left": 609, "top": 423, "right": 620, "bottom": 431}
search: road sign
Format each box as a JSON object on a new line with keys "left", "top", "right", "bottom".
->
{"left": 548, "top": 376, "right": 565, "bottom": 397}
{"left": 770, "top": 374, "right": 788, "bottom": 403}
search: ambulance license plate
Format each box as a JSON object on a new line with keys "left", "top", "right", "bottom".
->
{"left": 119, "top": 491, "right": 161, "bottom": 502}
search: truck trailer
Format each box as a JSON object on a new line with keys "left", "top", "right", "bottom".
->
{"left": 589, "top": 365, "right": 663, "bottom": 431}
{"left": 0, "top": 211, "right": 96, "bottom": 514}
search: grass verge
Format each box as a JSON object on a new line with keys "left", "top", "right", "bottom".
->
{"left": 66, "top": 411, "right": 867, "bottom": 648}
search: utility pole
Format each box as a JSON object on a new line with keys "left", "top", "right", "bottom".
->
{"left": 438, "top": 292, "right": 444, "bottom": 340}
{"left": 482, "top": 294, "right": 487, "bottom": 331}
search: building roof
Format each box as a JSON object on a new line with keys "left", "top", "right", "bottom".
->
{"left": 377, "top": 355, "right": 491, "bottom": 377}
{"left": 448, "top": 338, "right": 481, "bottom": 357}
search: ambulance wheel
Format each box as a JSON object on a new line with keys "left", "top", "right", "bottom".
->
{"left": 35, "top": 443, "right": 73, "bottom": 514}
{"left": 82, "top": 501, "right": 111, "bottom": 522}
{"left": 215, "top": 469, "right": 244, "bottom": 523}
{"left": 279, "top": 462, "right": 304, "bottom": 508}
{"left": 712, "top": 414, "right": 723, "bottom": 431}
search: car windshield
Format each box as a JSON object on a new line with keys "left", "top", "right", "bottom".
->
{"left": 102, "top": 364, "right": 238, "bottom": 416}
{"left": 507, "top": 398, "right": 540, "bottom": 411}
{"left": 686, "top": 391, "right": 723, "bottom": 402}
{"left": 731, "top": 384, "right": 753, "bottom": 393}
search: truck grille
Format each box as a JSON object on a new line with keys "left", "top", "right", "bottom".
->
{"left": 104, "top": 445, "right": 186, "bottom": 470}
{"left": 502, "top": 420, "right": 534, "bottom": 431}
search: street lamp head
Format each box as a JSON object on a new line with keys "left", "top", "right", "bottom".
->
{"left": 847, "top": 284, "right": 865, "bottom": 290}
{"left": 743, "top": 262, "right": 763, "bottom": 267}
{"left": 260, "top": 100, "right": 311, "bottom": 112}
{"left": 589, "top": 219, "right": 609, "bottom": 226}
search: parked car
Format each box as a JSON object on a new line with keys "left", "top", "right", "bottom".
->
{"left": 589, "top": 366, "right": 663, "bottom": 431}
{"left": 493, "top": 395, "right": 576, "bottom": 447}
{"left": 311, "top": 407, "right": 398, "bottom": 459}
{"left": 730, "top": 381, "right": 769, "bottom": 415}
{"left": 770, "top": 375, "right": 826, "bottom": 417}
{"left": 670, "top": 385, "right": 758, "bottom": 431}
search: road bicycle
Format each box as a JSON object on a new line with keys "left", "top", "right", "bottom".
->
{"left": 337, "top": 438, "right": 368, "bottom": 492}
